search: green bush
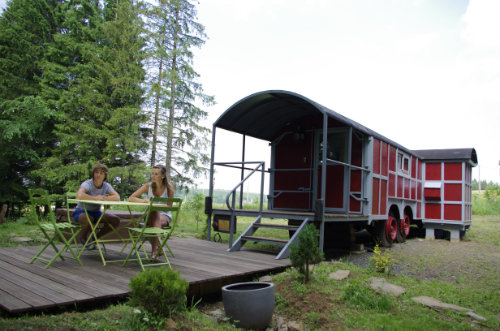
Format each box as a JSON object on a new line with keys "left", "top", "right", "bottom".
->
{"left": 129, "top": 268, "right": 188, "bottom": 317}
{"left": 370, "top": 244, "right": 394, "bottom": 274}
{"left": 290, "top": 223, "right": 324, "bottom": 282}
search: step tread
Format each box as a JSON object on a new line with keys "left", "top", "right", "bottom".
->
{"left": 241, "top": 235, "right": 289, "bottom": 244}
{"left": 253, "top": 223, "right": 299, "bottom": 229}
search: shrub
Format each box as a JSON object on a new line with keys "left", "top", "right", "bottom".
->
{"left": 129, "top": 268, "right": 188, "bottom": 317}
{"left": 370, "top": 244, "right": 394, "bottom": 274}
{"left": 290, "top": 223, "right": 324, "bottom": 282}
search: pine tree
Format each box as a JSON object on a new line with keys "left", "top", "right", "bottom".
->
{"left": 143, "top": 0, "right": 214, "bottom": 191}
{"left": 0, "top": 0, "right": 58, "bottom": 205}
{"left": 37, "top": 0, "right": 148, "bottom": 194}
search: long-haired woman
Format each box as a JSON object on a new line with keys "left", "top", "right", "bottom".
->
{"left": 128, "top": 165, "right": 174, "bottom": 258}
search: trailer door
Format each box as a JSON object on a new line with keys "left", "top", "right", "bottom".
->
{"left": 314, "top": 128, "right": 350, "bottom": 213}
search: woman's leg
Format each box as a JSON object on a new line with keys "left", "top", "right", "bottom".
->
{"left": 148, "top": 211, "right": 169, "bottom": 256}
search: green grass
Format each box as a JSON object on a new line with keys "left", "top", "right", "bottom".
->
{"left": 466, "top": 215, "right": 500, "bottom": 246}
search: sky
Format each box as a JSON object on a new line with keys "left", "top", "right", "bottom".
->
{"left": 1, "top": 0, "right": 499, "bottom": 191}
{"left": 192, "top": 0, "right": 500, "bottom": 190}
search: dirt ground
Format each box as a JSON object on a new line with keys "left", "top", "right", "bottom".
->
{"left": 344, "top": 232, "right": 500, "bottom": 286}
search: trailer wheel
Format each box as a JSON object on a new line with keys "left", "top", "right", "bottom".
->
{"left": 375, "top": 215, "right": 397, "bottom": 247}
{"left": 396, "top": 214, "right": 411, "bottom": 243}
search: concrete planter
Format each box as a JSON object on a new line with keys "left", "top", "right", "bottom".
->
{"left": 222, "top": 281, "right": 275, "bottom": 330}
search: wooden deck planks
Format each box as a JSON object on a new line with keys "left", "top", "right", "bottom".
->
{"left": 0, "top": 238, "right": 290, "bottom": 314}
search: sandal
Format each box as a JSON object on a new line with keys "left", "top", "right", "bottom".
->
{"left": 79, "top": 236, "right": 96, "bottom": 250}
{"left": 151, "top": 249, "right": 163, "bottom": 262}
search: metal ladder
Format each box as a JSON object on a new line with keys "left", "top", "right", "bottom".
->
{"left": 229, "top": 216, "right": 312, "bottom": 259}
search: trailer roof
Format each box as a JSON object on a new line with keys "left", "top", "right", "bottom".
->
{"left": 412, "top": 148, "right": 478, "bottom": 165}
{"left": 214, "top": 90, "right": 413, "bottom": 154}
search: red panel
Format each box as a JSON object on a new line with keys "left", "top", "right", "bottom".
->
{"left": 373, "top": 139, "right": 380, "bottom": 175}
{"left": 426, "top": 163, "right": 441, "bottom": 180}
{"left": 417, "top": 159, "right": 422, "bottom": 180}
{"left": 411, "top": 157, "right": 417, "bottom": 178}
{"left": 444, "top": 163, "right": 462, "bottom": 180}
{"left": 274, "top": 193, "right": 310, "bottom": 209}
{"left": 380, "top": 179, "right": 387, "bottom": 215}
{"left": 417, "top": 182, "right": 422, "bottom": 200}
{"left": 349, "top": 197, "right": 360, "bottom": 212}
{"left": 350, "top": 170, "right": 361, "bottom": 191}
{"left": 372, "top": 178, "right": 380, "bottom": 215}
{"left": 317, "top": 165, "right": 344, "bottom": 209}
{"left": 381, "top": 142, "right": 388, "bottom": 176}
{"left": 389, "top": 146, "right": 396, "bottom": 172}
{"left": 397, "top": 176, "right": 404, "bottom": 198}
{"left": 444, "top": 204, "right": 462, "bottom": 221}
{"left": 444, "top": 183, "right": 462, "bottom": 201}
{"left": 274, "top": 133, "right": 313, "bottom": 209}
{"left": 388, "top": 173, "right": 396, "bottom": 197}
{"left": 411, "top": 180, "right": 416, "bottom": 200}
{"left": 424, "top": 188, "right": 441, "bottom": 200}
{"left": 404, "top": 178, "right": 410, "bottom": 199}
{"left": 425, "top": 203, "right": 441, "bottom": 219}
{"left": 417, "top": 202, "right": 422, "bottom": 218}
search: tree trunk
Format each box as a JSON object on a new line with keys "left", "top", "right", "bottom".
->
{"left": 0, "top": 203, "right": 7, "bottom": 224}
{"left": 165, "top": 7, "right": 179, "bottom": 181}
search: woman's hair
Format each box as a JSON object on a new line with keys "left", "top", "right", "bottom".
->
{"left": 152, "top": 164, "right": 174, "bottom": 196}
{"left": 93, "top": 163, "right": 108, "bottom": 181}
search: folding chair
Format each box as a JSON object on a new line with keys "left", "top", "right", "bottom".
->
{"left": 28, "top": 188, "right": 82, "bottom": 268}
{"left": 123, "top": 197, "right": 182, "bottom": 271}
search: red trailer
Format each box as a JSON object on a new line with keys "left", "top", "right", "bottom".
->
{"left": 205, "top": 91, "right": 477, "bottom": 259}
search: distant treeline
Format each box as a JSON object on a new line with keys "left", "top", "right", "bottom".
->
{"left": 180, "top": 189, "right": 263, "bottom": 205}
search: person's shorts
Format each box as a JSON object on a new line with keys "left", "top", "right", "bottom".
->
{"left": 73, "top": 209, "right": 102, "bottom": 223}
{"left": 159, "top": 212, "right": 172, "bottom": 226}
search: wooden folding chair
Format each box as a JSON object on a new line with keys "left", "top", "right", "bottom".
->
{"left": 123, "top": 197, "right": 182, "bottom": 271}
{"left": 29, "top": 188, "right": 82, "bottom": 268}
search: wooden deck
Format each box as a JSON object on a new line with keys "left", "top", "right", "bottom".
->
{"left": 0, "top": 238, "right": 291, "bottom": 314}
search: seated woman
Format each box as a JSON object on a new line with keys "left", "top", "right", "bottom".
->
{"left": 128, "top": 164, "right": 174, "bottom": 258}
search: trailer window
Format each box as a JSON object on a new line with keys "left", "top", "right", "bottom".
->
{"left": 319, "top": 131, "right": 347, "bottom": 163}
{"left": 398, "top": 153, "right": 410, "bottom": 175}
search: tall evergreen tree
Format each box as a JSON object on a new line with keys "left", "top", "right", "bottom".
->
{"left": 98, "top": 0, "right": 150, "bottom": 196}
{"left": 37, "top": 0, "right": 148, "bottom": 194}
{"left": 143, "top": 0, "right": 214, "bottom": 191}
{"left": 0, "top": 0, "right": 58, "bottom": 208}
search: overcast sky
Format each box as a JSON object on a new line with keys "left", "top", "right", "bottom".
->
{"left": 193, "top": 0, "right": 500, "bottom": 189}
{"left": 1, "top": 0, "right": 499, "bottom": 190}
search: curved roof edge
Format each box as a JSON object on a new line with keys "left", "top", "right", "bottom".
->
{"left": 213, "top": 90, "right": 458, "bottom": 157}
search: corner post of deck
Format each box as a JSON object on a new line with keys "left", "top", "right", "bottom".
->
{"left": 207, "top": 125, "right": 217, "bottom": 241}
{"left": 319, "top": 112, "right": 328, "bottom": 251}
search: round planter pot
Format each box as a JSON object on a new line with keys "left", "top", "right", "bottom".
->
{"left": 222, "top": 281, "right": 275, "bottom": 330}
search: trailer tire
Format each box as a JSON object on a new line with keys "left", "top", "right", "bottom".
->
{"left": 396, "top": 214, "right": 411, "bottom": 243}
{"left": 375, "top": 216, "right": 397, "bottom": 247}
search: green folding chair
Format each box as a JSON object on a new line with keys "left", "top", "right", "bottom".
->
{"left": 29, "top": 188, "right": 82, "bottom": 268}
{"left": 123, "top": 197, "right": 182, "bottom": 271}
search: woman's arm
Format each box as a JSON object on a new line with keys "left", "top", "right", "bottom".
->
{"left": 128, "top": 183, "right": 150, "bottom": 203}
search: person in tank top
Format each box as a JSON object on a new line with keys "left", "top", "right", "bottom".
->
{"left": 128, "top": 164, "right": 175, "bottom": 259}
